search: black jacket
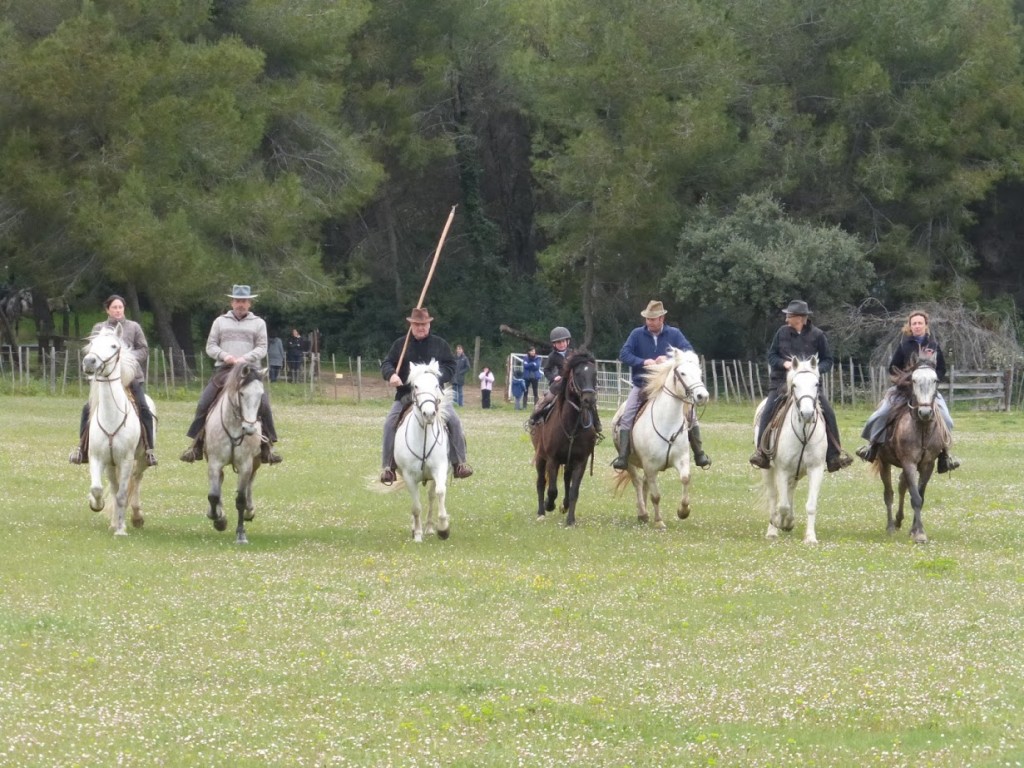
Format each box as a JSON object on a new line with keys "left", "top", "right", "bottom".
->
{"left": 767, "top": 323, "right": 834, "bottom": 387}
{"left": 381, "top": 333, "right": 456, "bottom": 401}
{"left": 889, "top": 334, "right": 946, "bottom": 381}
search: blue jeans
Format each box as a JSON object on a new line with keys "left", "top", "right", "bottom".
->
{"left": 453, "top": 382, "right": 464, "bottom": 407}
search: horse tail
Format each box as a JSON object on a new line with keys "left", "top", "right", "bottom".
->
{"left": 612, "top": 470, "right": 632, "bottom": 495}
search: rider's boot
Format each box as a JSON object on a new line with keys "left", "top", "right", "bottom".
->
{"left": 260, "top": 440, "right": 283, "bottom": 465}
{"left": 611, "top": 429, "right": 631, "bottom": 470}
{"left": 141, "top": 411, "right": 158, "bottom": 466}
{"left": 179, "top": 434, "right": 204, "bottom": 463}
{"left": 826, "top": 445, "right": 853, "bottom": 473}
{"left": 748, "top": 447, "right": 771, "bottom": 469}
{"left": 937, "top": 449, "right": 960, "bottom": 474}
{"left": 689, "top": 424, "right": 711, "bottom": 468}
{"left": 856, "top": 443, "right": 878, "bottom": 463}
{"left": 69, "top": 435, "right": 87, "bottom": 465}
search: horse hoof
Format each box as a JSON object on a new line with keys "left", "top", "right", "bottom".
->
{"left": 803, "top": 536, "right": 818, "bottom": 545}
{"left": 131, "top": 516, "right": 144, "bottom": 529}
{"left": 244, "top": 511, "right": 255, "bottom": 522}
{"left": 114, "top": 528, "right": 128, "bottom": 537}
{"left": 213, "top": 517, "right": 227, "bottom": 532}
{"left": 637, "top": 514, "right": 649, "bottom": 524}
{"left": 677, "top": 506, "right": 690, "bottom": 520}
{"left": 766, "top": 527, "right": 779, "bottom": 540}
{"left": 413, "top": 532, "right": 423, "bottom": 543}
{"left": 912, "top": 532, "right": 928, "bottom": 544}
{"left": 437, "top": 527, "right": 450, "bottom": 540}
{"left": 236, "top": 534, "right": 249, "bottom": 545}
{"left": 654, "top": 521, "right": 667, "bottom": 531}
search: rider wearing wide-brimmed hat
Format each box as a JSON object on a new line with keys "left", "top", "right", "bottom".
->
{"left": 179, "top": 284, "right": 282, "bottom": 465}
{"left": 612, "top": 300, "right": 710, "bottom": 470}
{"left": 749, "top": 299, "right": 852, "bottom": 473}
{"left": 378, "top": 306, "right": 472, "bottom": 484}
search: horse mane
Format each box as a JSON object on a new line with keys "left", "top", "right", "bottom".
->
{"left": 642, "top": 347, "right": 698, "bottom": 399}
{"left": 558, "top": 349, "right": 596, "bottom": 400}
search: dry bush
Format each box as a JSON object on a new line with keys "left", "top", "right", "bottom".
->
{"left": 822, "top": 299, "right": 1023, "bottom": 370}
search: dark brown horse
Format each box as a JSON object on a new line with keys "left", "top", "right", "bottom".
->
{"left": 872, "top": 362, "right": 950, "bottom": 543}
{"left": 531, "top": 350, "right": 600, "bottom": 526}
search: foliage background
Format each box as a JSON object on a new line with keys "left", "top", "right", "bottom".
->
{"left": 3, "top": 0, "right": 1024, "bottom": 363}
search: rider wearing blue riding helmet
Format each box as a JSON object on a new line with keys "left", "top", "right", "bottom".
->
{"left": 612, "top": 300, "right": 710, "bottom": 470}
{"left": 749, "top": 299, "right": 852, "bottom": 473}
{"left": 855, "top": 309, "right": 960, "bottom": 472}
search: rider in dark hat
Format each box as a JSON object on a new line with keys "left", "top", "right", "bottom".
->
{"left": 749, "top": 299, "right": 852, "bottom": 473}
{"left": 378, "top": 307, "right": 472, "bottom": 484}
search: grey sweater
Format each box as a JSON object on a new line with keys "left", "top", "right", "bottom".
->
{"left": 206, "top": 311, "right": 268, "bottom": 368}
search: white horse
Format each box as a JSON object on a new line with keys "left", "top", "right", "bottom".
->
{"left": 204, "top": 364, "right": 265, "bottom": 544}
{"left": 612, "top": 347, "right": 709, "bottom": 530}
{"left": 394, "top": 360, "right": 451, "bottom": 543}
{"left": 753, "top": 356, "right": 827, "bottom": 544}
{"left": 81, "top": 325, "right": 156, "bottom": 536}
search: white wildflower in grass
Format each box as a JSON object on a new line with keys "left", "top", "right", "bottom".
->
{"left": 0, "top": 399, "right": 1021, "bottom": 764}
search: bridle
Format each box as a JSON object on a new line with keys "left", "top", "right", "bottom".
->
{"left": 84, "top": 338, "right": 132, "bottom": 449}
{"left": 647, "top": 359, "right": 708, "bottom": 469}
{"left": 405, "top": 370, "right": 446, "bottom": 471}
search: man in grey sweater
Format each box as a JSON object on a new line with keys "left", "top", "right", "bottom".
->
{"left": 179, "top": 285, "right": 282, "bottom": 464}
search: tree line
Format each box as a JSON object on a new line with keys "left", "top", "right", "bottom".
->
{"left": 2, "top": 0, "right": 1024, "bottom": 363}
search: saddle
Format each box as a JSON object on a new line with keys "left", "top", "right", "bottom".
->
{"left": 756, "top": 391, "right": 796, "bottom": 454}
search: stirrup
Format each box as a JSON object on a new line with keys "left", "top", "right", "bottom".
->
{"left": 261, "top": 443, "right": 283, "bottom": 464}
{"left": 380, "top": 467, "right": 396, "bottom": 485}
{"left": 145, "top": 449, "right": 158, "bottom": 467}
{"left": 827, "top": 452, "right": 853, "bottom": 472}
{"left": 453, "top": 463, "right": 474, "bottom": 479}
{"left": 748, "top": 449, "right": 770, "bottom": 469}
{"left": 69, "top": 447, "right": 84, "bottom": 465}
{"left": 855, "top": 444, "right": 876, "bottom": 463}
{"left": 693, "top": 452, "right": 712, "bottom": 469}
{"left": 179, "top": 444, "right": 201, "bottom": 463}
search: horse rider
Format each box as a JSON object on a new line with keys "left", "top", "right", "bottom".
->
{"left": 379, "top": 306, "right": 473, "bottom": 484}
{"left": 179, "top": 284, "right": 282, "bottom": 465}
{"left": 612, "top": 300, "right": 710, "bottom": 471}
{"left": 855, "top": 309, "right": 960, "bottom": 472}
{"left": 524, "top": 326, "right": 603, "bottom": 437}
{"left": 69, "top": 294, "right": 158, "bottom": 467}
{"left": 749, "top": 299, "right": 853, "bottom": 473}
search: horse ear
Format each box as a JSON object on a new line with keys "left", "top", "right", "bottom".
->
{"left": 809, "top": 354, "right": 819, "bottom": 369}
{"left": 258, "top": 367, "right": 268, "bottom": 379}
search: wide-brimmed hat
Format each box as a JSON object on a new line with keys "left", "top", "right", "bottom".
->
{"left": 406, "top": 307, "right": 434, "bottom": 323}
{"left": 782, "top": 299, "right": 812, "bottom": 316}
{"left": 640, "top": 300, "right": 668, "bottom": 319}
{"left": 226, "top": 285, "right": 258, "bottom": 300}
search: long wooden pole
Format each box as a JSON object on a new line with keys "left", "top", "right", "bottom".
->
{"left": 395, "top": 205, "right": 457, "bottom": 374}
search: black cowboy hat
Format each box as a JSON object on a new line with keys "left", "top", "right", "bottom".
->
{"left": 782, "top": 299, "right": 812, "bottom": 316}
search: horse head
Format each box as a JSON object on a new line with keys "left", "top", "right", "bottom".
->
{"left": 407, "top": 360, "right": 444, "bottom": 425}
{"left": 228, "top": 363, "right": 265, "bottom": 435}
{"left": 910, "top": 363, "right": 938, "bottom": 422}
{"left": 564, "top": 350, "right": 598, "bottom": 410}
{"left": 667, "top": 347, "right": 709, "bottom": 406}
{"left": 787, "top": 355, "right": 820, "bottom": 423}
{"left": 82, "top": 326, "right": 125, "bottom": 379}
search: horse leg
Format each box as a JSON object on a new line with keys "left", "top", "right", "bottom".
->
{"left": 629, "top": 467, "right": 648, "bottom": 524}
{"left": 563, "top": 462, "right": 585, "bottom": 527}
{"left": 207, "top": 463, "right": 227, "bottom": 532}
{"left": 234, "top": 469, "right": 252, "bottom": 544}
{"left": 907, "top": 464, "right": 929, "bottom": 544}
{"left": 646, "top": 467, "right": 665, "bottom": 531}
{"left": 881, "top": 464, "right": 896, "bottom": 534}
{"left": 896, "top": 470, "right": 910, "bottom": 532}
{"left": 128, "top": 470, "right": 144, "bottom": 529}
{"left": 111, "top": 459, "right": 134, "bottom": 536}
{"left": 676, "top": 453, "right": 692, "bottom": 521}
{"left": 409, "top": 482, "right": 424, "bottom": 543}
{"left": 546, "top": 463, "right": 559, "bottom": 514}
{"left": 435, "top": 479, "right": 450, "bottom": 540}
{"left": 425, "top": 479, "right": 437, "bottom": 537}
{"left": 87, "top": 454, "right": 105, "bottom": 513}
{"left": 803, "top": 466, "right": 824, "bottom": 545}
{"left": 764, "top": 471, "right": 781, "bottom": 540}
{"left": 535, "top": 459, "right": 548, "bottom": 520}
{"left": 780, "top": 475, "right": 797, "bottom": 532}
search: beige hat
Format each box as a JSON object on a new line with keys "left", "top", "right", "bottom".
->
{"left": 640, "top": 300, "right": 668, "bottom": 319}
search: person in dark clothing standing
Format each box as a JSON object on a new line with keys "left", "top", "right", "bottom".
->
{"left": 286, "top": 328, "right": 307, "bottom": 383}
{"left": 379, "top": 307, "right": 473, "bottom": 484}
{"left": 522, "top": 346, "right": 542, "bottom": 405}
{"left": 749, "top": 299, "right": 852, "bottom": 473}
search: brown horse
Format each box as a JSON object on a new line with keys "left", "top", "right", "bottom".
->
{"left": 531, "top": 350, "right": 599, "bottom": 526}
{"left": 871, "top": 362, "right": 950, "bottom": 543}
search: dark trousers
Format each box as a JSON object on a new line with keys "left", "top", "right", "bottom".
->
{"left": 186, "top": 367, "right": 278, "bottom": 442}
{"left": 527, "top": 379, "right": 539, "bottom": 404}
{"left": 758, "top": 385, "right": 842, "bottom": 459}
{"left": 481, "top": 390, "right": 491, "bottom": 409}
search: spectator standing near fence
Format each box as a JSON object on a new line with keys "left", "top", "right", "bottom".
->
{"left": 267, "top": 332, "right": 284, "bottom": 382}
{"left": 453, "top": 344, "right": 470, "bottom": 406}
{"left": 512, "top": 375, "right": 527, "bottom": 410}
{"left": 286, "top": 328, "right": 307, "bottom": 383}
{"left": 522, "top": 346, "right": 542, "bottom": 405}
{"left": 479, "top": 366, "right": 494, "bottom": 408}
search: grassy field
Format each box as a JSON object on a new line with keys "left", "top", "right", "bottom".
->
{"left": 1, "top": 393, "right": 1023, "bottom": 766}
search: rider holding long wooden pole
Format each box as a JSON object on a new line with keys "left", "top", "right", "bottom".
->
{"left": 378, "top": 207, "right": 472, "bottom": 485}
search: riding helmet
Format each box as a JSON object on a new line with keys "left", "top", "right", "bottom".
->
{"left": 549, "top": 326, "right": 571, "bottom": 343}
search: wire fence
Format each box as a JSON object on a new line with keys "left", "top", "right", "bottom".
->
{"left": 1, "top": 344, "right": 1017, "bottom": 411}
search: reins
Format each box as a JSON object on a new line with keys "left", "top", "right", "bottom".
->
{"left": 646, "top": 361, "right": 708, "bottom": 470}
{"left": 403, "top": 372, "right": 446, "bottom": 473}
{"left": 87, "top": 343, "right": 135, "bottom": 456}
